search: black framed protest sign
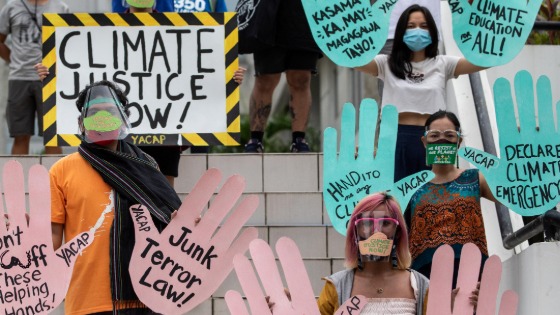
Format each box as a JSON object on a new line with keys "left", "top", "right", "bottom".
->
{"left": 42, "top": 12, "right": 240, "bottom": 147}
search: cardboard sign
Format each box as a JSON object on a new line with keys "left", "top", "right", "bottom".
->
{"left": 323, "top": 99, "right": 434, "bottom": 235}
{"left": 226, "top": 238, "right": 320, "bottom": 315}
{"left": 358, "top": 233, "right": 392, "bottom": 256}
{"left": 460, "top": 70, "right": 560, "bottom": 216}
{"left": 335, "top": 295, "right": 366, "bottom": 315}
{"left": 448, "top": 0, "right": 541, "bottom": 67}
{"left": 129, "top": 169, "right": 258, "bottom": 314}
{"left": 42, "top": 12, "right": 240, "bottom": 147}
{"left": 0, "top": 161, "right": 95, "bottom": 314}
{"left": 302, "top": 0, "right": 397, "bottom": 67}
{"left": 426, "top": 243, "right": 518, "bottom": 315}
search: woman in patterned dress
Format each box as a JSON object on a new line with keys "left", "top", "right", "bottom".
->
{"left": 409, "top": 110, "right": 496, "bottom": 284}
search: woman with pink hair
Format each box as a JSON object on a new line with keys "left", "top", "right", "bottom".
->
{"left": 317, "top": 193, "right": 429, "bottom": 315}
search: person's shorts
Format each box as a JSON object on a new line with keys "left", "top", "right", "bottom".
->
{"left": 7, "top": 80, "right": 44, "bottom": 137}
{"left": 139, "top": 146, "right": 181, "bottom": 177}
{"left": 253, "top": 47, "right": 319, "bottom": 76}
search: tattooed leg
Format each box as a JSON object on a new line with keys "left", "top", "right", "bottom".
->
{"left": 250, "top": 74, "right": 281, "bottom": 132}
{"left": 286, "top": 70, "right": 312, "bottom": 132}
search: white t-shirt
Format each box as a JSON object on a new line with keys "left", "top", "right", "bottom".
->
{"left": 375, "top": 54, "right": 460, "bottom": 114}
{"left": 387, "top": 0, "right": 441, "bottom": 40}
{"left": 0, "top": 0, "right": 69, "bottom": 80}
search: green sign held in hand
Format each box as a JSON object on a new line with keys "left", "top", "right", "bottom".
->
{"left": 459, "top": 70, "right": 560, "bottom": 216}
{"left": 448, "top": 0, "right": 541, "bottom": 67}
{"left": 302, "top": 0, "right": 398, "bottom": 67}
{"left": 323, "top": 99, "right": 434, "bottom": 235}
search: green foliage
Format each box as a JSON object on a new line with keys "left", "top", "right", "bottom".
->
{"left": 527, "top": 1, "right": 560, "bottom": 45}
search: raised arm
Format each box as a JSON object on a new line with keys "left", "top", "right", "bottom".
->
{"left": 355, "top": 58, "right": 380, "bottom": 77}
{"left": 454, "top": 58, "right": 488, "bottom": 77}
{"left": 479, "top": 172, "right": 497, "bottom": 203}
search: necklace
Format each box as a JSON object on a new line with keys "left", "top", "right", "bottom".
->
{"left": 20, "top": 0, "right": 42, "bottom": 32}
{"left": 377, "top": 288, "right": 384, "bottom": 294}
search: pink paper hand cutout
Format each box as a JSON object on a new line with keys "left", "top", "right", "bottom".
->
{"left": 225, "top": 238, "right": 320, "bottom": 315}
{"left": 335, "top": 295, "right": 367, "bottom": 315}
{"left": 128, "top": 168, "right": 258, "bottom": 314}
{"left": 426, "top": 243, "right": 518, "bottom": 315}
{"left": 0, "top": 161, "right": 93, "bottom": 314}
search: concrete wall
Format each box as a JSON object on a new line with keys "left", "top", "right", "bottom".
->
{"left": 500, "top": 242, "right": 560, "bottom": 315}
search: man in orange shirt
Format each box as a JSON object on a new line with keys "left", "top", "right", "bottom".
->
{"left": 50, "top": 81, "right": 181, "bottom": 314}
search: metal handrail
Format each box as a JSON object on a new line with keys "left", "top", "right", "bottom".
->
{"left": 533, "top": 21, "right": 560, "bottom": 31}
{"left": 503, "top": 210, "right": 560, "bottom": 249}
{"left": 468, "top": 73, "right": 515, "bottom": 244}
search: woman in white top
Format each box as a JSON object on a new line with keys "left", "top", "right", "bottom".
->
{"left": 357, "top": 5, "right": 484, "bottom": 183}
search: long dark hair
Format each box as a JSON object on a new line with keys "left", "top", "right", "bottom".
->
{"left": 425, "top": 110, "right": 461, "bottom": 131}
{"left": 389, "top": 5, "right": 439, "bottom": 80}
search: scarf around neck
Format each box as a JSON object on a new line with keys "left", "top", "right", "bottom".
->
{"left": 79, "top": 140, "right": 182, "bottom": 310}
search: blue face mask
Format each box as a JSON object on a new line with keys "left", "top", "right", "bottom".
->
{"left": 403, "top": 28, "right": 432, "bottom": 52}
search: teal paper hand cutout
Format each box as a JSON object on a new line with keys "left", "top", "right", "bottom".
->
{"left": 302, "top": 0, "right": 397, "bottom": 67}
{"left": 448, "top": 0, "right": 541, "bottom": 67}
{"left": 323, "top": 99, "right": 434, "bottom": 235}
{"left": 459, "top": 70, "right": 560, "bottom": 216}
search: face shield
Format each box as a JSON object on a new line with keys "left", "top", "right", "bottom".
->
{"left": 81, "top": 85, "right": 131, "bottom": 145}
{"left": 355, "top": 217, "right": 399, "bottom": 261}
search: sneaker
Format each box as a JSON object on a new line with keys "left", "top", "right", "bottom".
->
{"left": 244, "top": 138, "right": 264, "bottom": 153}
{"left": 290, "top": 137, "right": 310, "bottom": 153}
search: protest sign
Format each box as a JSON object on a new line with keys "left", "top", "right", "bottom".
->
{"left": 42, "top": 12, "right": 240, "bottom": 147}
{"left": 226, "top": 238, "right": 320, "bottom": 315}
{"left": 323, "top": 99, "right": 434, "bottom": 235}
{"left": 129, "top": 169, "right": 258, "bottom": 314}
{"left": 335, "top": 295, "right": 366, "bottom": 315}
{"left": 426, "top": 243, "right": 518, "bottom": 315}
{"left": 302, "top": 0, "right": 397, "bottom": 67}
{"left": 460, "top": 70, "right": 560, "bottom": 216}
{"left": 0, "top": 161, "right": 96, "bottom": 314}
{"left": 448, "top": 0, "right": 541, "bottom": 67}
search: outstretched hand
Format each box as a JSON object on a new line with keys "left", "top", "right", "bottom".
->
{"left": 0, "top": 161, "right": 94, "bottom": 314}
{"left": 459, "top": 70, "right": 560, "bottom": 216}
{"left": 128, "top": 169, "right": 258, "bottom": 314}
{"left": 226, "top": 238, "right": 319, "bottom": 315}
{"left": 323, "top": 99, "right": 434, "bottom": 235}
{"left": 426, "top": 243, "right": 518, "bottom": 315}
{"left": 448, "top": 0, "right": 541, "bottom": 66}
{"left": 302, "top": 0, "right": 397, "bottom": 67}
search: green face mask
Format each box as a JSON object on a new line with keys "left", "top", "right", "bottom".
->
{"left": 426, "top": 143, "right": 458, "bottom": 165}
{"left": 126, "top": 0, "right": 154, "bottom": 8}
{"left": 83, "top": 111, "right": 123, "bottom": 132}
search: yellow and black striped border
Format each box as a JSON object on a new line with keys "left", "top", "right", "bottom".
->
{"left": 42, "top": 12, "right": 239, "bottom": 147}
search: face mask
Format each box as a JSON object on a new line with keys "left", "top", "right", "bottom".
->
{"left": 355, "top": 217, "right": 398, "bottom": 262}
{"left": 83, "top": 110, "right": 124, "bottom": 145}
{"left": 426, "top": 139, "right": 458, "bottom": 165}
{"left": 358, "top": 232, "right": 393, "bottom": 257}
{"left": 403, "top": 28, "right": 432, "bottom": 52}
